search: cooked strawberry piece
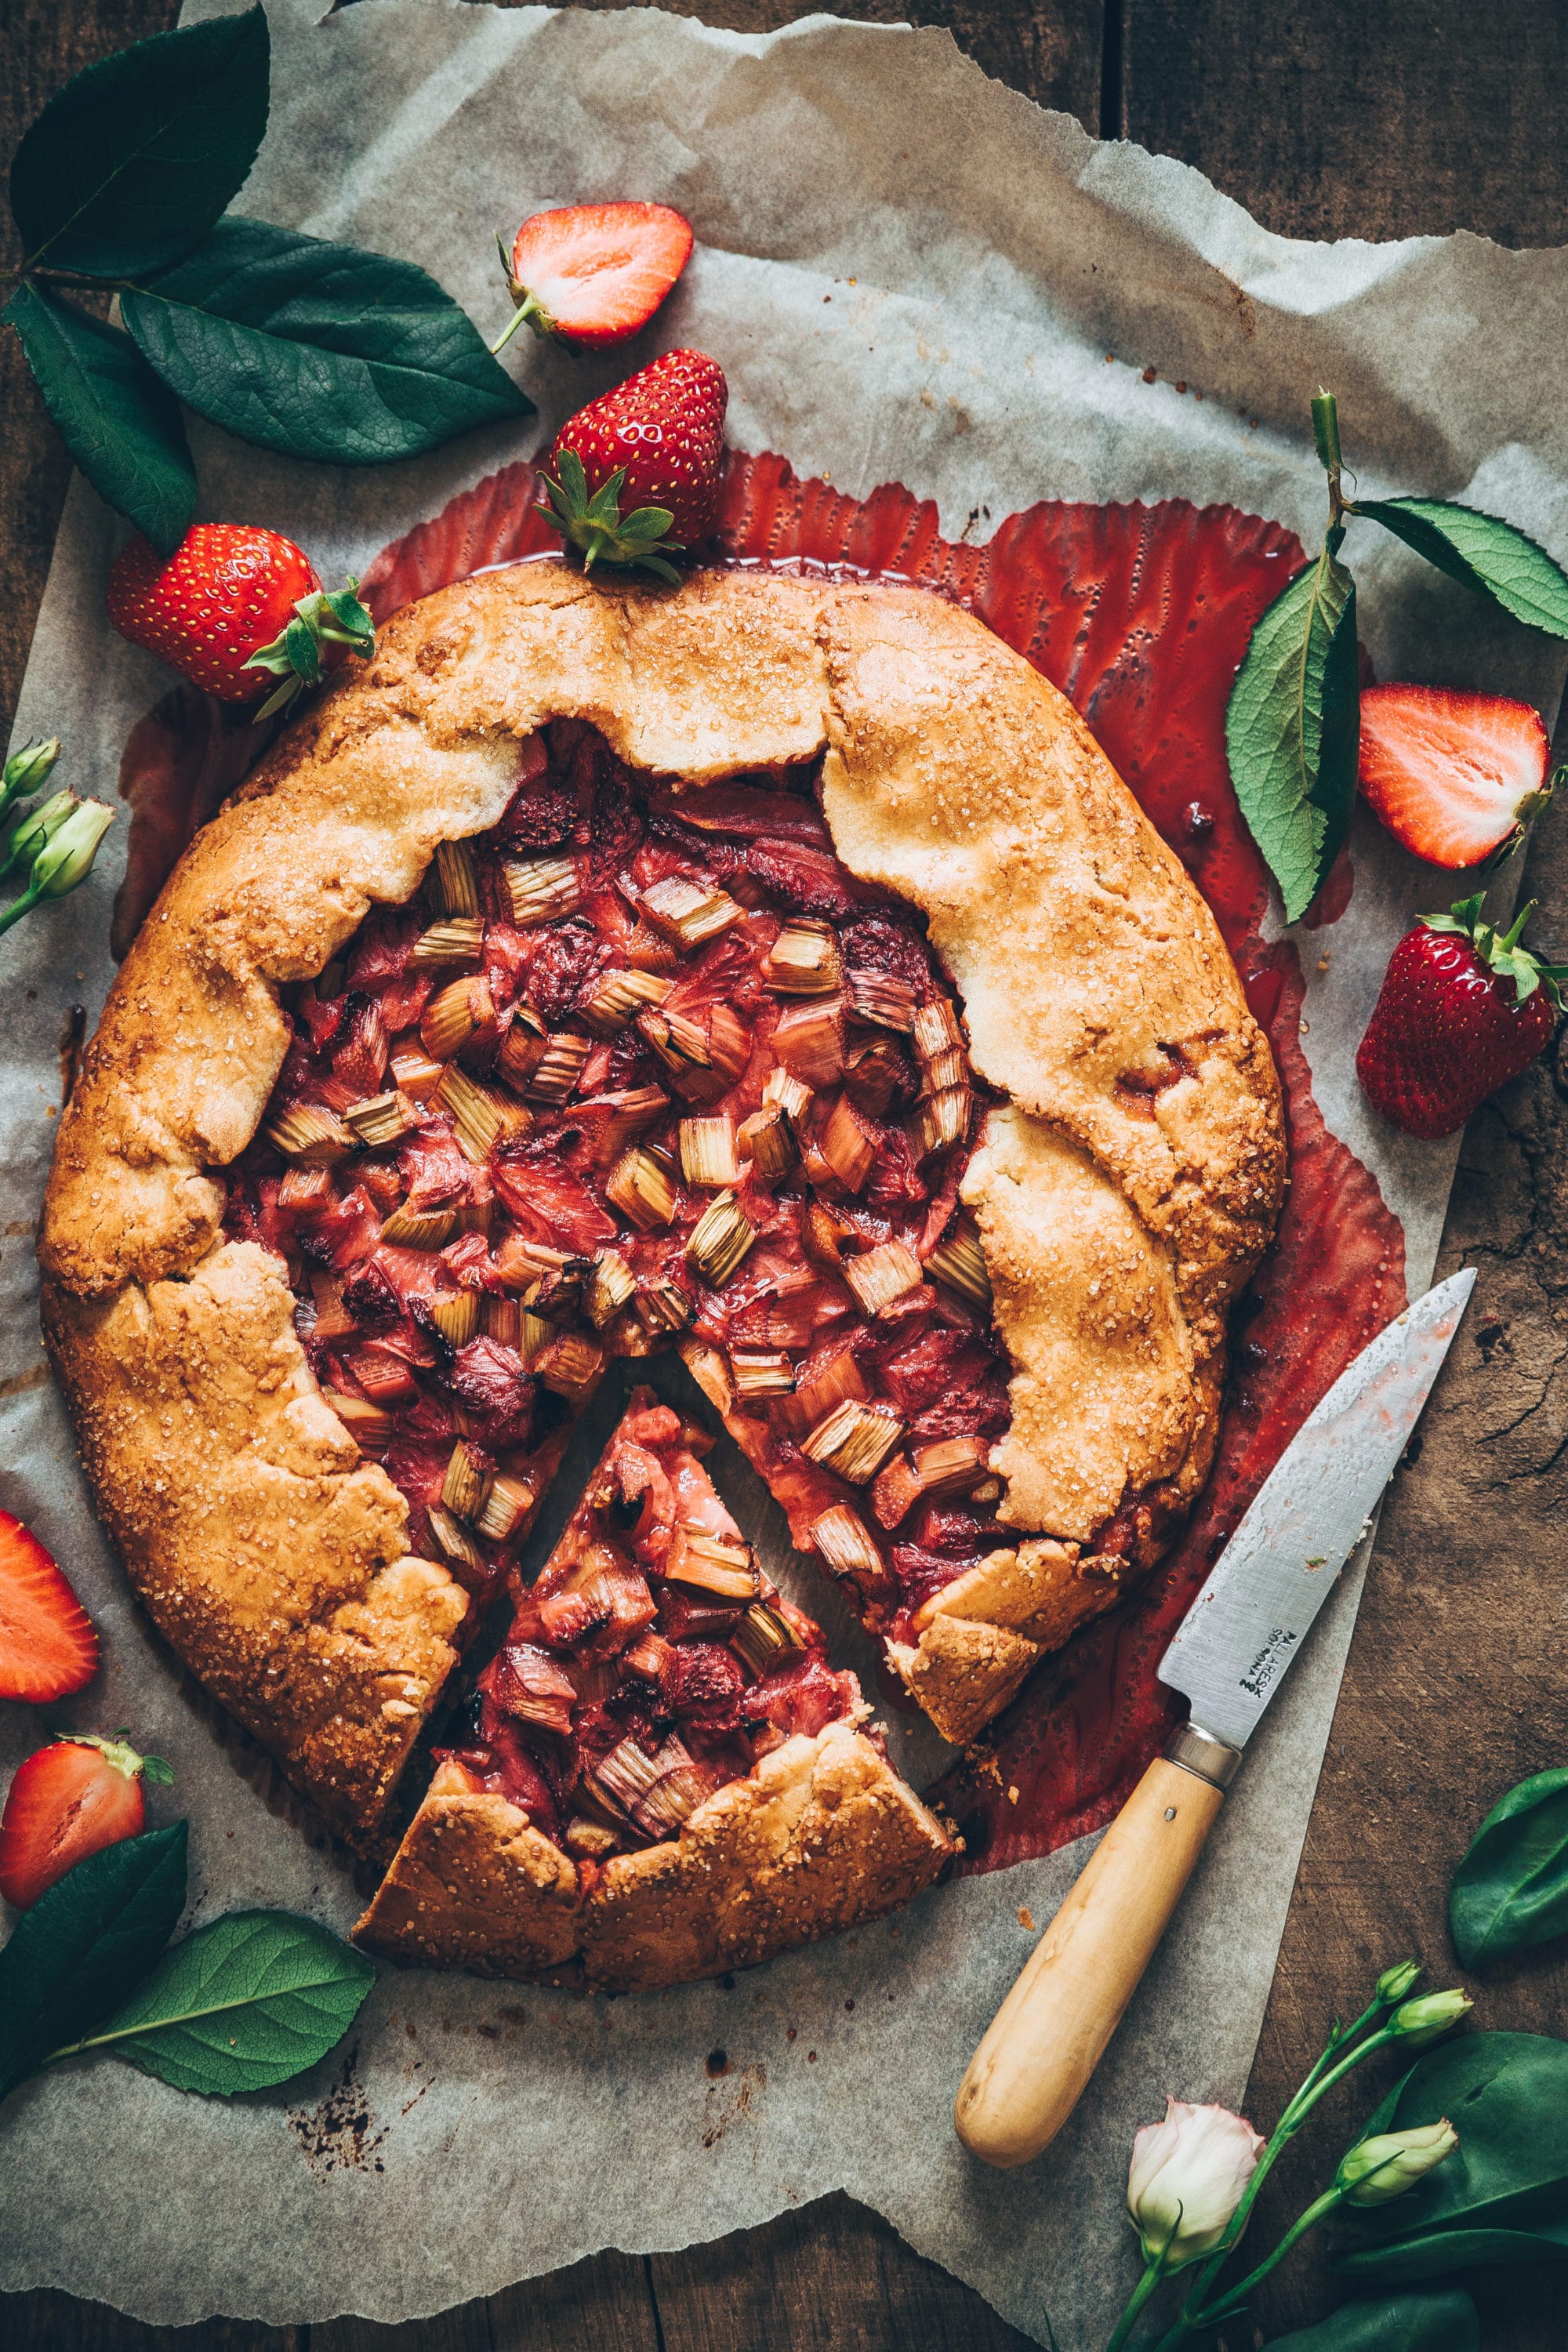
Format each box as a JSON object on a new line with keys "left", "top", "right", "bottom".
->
{"left": 1358, "top": 682, "right": 1553, "bottom": 869}
{"left": 865, "top": 1126, "right": 928, "bottom": 1214}
{"left": 465, "top": 1717, "right": 564, "bottom": 1840}
{"left": 662, "top": 1641, "right": 746, "bottom": 1720}
{"left": 879, "top": 1327, "right": 989, "bottom": 1417}
{"left": 745, "top": 837, "right": 859, "bottom": 919}
{"left": 347, "top": 909, "right": 417, "bottom": 988}
{"left": 332, "top": 994, "right": 389, "bottom": 1096}
{"left": 500, "top": 771, "right": 579, "bottom": 848}
{"left": 400, "top": 1124, "right": 472, "bottom": 1211}
{"left": 538, "top": 1589, "right": 606, "bottom": 1646}
{"left": 910, "top": 1376, "right": 1011, "bottom": 1441}
{"left": 746, "top": 1653, "right": 855, "bottom": 1738}
{"left": 0, "top": 1733, "right": 169, "bottom": 1909}
{"left": 840, "top": 913, "right": 935, "bottom": 997}
{"left": 0, "top": 1511, "right": 98, "bottom": 1704}
{"left": 907, "top": 1502, "right": 1007, "bottom": 1555}
{"left": 297, "top": 1185, "right": 381, "bottom": 1271}
{"left": 340, "top": 1257, "right": 401, "bottom": 1327}
{"left": 492, "top": 1151, "right": 618, "bottom": 1250}
{"left": 378, "top": 971, "right": 434, "bottom": 1034}
{"left": 646, "top": 782, "right": 831, "bottom": 843}
{"left": 299, "top": 987, "right": 345, "bottom": 1053}
{"left": 446, "top": 1337, "right": 534, "bottom": 1445}
{"left": 530, "top": 921, "right": 603, "bottom": 1024}
{"left": 483, "top": 922, "right": 532, "bottom": 1007}
{"left": 889, "top": 1543, "right": 971, "bottom": 1610}
{"left": 382, "top": 1438, "right": 450, "bottom": 1513}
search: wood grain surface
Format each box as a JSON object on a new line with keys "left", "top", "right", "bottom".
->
{"left": 4, "top": 3, "right": 1567, "bottom": 2346}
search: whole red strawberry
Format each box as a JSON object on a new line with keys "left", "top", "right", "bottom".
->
{"left": 539, "top": 348, "right": 728, "bottom": 583}
{"left": 1356, "top": 895, "right": 1566, "bottom": 1138}
{"left": 107, "top": 524, "right": 376, "bottom": 719}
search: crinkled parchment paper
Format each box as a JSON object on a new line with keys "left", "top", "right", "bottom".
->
{"left": 3, "top": 5, "right": 1566, "bottom": 2343}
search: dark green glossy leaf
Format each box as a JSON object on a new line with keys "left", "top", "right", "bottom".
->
{"left": 9, "top": 5, "right": 268, "bottom": 278}
{"left": 1264, "top": 2289, "right": 1479, "bottom": 2352}
{"left": 1450, "top": 1768, "right": 1568, "bottom": 1967}
{"left": 82, "top": 1909, "right": 374, "bottom": 2096}
{"left": 0, "top": 1822, "right": 187, "bottom": 2100}
{"left": 1225, "top": 542, "right": 1359, "bottom": 923}
{"left": 122, "top": 216, "right": 532, "bottom": 466}
{"left": 1335, "top": 2031, "right": 1568, "bottom": 2283}
{"left": 2, "top": 283, "right": 194, "bottom": 554}
{"left": 1353, "top": 498, "right": 1568, "bottom": 640}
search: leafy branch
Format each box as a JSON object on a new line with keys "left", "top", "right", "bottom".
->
{"left": 3, "top": 6, "right": 531, "bottom": 556}
{"left": 1227, "top": 390, "right": 1568, "bottom": 923}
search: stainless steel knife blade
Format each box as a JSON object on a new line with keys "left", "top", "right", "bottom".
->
{"left": 1158, "top": 1267, "right": 1475, "bottom": 1751}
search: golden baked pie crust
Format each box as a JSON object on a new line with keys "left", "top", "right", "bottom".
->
{"left": 40, "top": 561, "right": 1284, "bottom": 1880}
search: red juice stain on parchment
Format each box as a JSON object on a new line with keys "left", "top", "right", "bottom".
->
{"left": 125, "top": 450, "right": 1406, "bottom": 1875}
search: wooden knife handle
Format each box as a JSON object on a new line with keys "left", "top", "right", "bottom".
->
{"left": 953, "top": 1728, "right": 1240, "bottom": 2169}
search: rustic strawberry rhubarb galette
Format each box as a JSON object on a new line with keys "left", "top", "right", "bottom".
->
{"left": 39, "top": 561, "right": 1284, "bottom": 1985}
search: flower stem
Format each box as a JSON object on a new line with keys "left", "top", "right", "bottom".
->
{"left": 1176, "top": 2020, "right": 1396, "bottom": 2321}
{"left": 1104, "top": 2245, "right": 1172, "bottom": 2352}
{"left": 0, "top": 882, "right": 45, "bottom": 937}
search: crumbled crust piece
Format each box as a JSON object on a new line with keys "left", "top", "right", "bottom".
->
{"left": 355, "top": 1723, "right": 953, "bottom": 1990}
{"left": 887, "top": 1540, "right": 1128, "bottom": 1746}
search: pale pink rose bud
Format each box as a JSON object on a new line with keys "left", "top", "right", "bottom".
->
{"left": 1126, "top": 2097, "right": 1266, "bottom": 2267}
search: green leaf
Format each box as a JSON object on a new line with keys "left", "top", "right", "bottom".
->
{"left": 1335, "top": 2031, "right": 1568, "bottom": 2283}
{"left": 1352, "top": 498, "right": 1568, "bottom": 640}
{"left": 74, "top": 1909, "right": 375, "bottom": 2096}
{"left": 9, "top": 5, "right": 269, "bottom": 278}
{"left": 122, "top": 216, "right": 532, "bottom": 466}
{"left": 2, "top": 283, "right": 194, "bottom": 554}
{"left": 1264, "top": 2289, "right": 1479, "bottom": 2352}
{"left": 0, "top": 1823, "right": 187, "bottom": 2100}
{"left": 1225, "top": 543, "right": 1360, "bottom": 922}
{"left": 1450, "top": 1768, "right": 1568, "bottom": 1967}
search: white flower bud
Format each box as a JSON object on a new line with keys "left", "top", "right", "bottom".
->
{"left": 32, "top": 798, "right": 114, "bottom": 898}
{"left": 1337, "top": 2118, "right": 1458, "bottom": 2205}
{"left": 1389, "top": 1990, "right": 1472, "bottom": 2049}
{"left": 1126, "top": 2098, "right": 1265, "bottom": 2267}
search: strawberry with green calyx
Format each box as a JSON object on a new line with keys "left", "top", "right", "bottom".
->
{"left": 0, "top": 1731, "right": 173, "bottom": 1911}
{"left": 242, "top": 580, "right": 377, "bottom": 721}
{"left": 537, "top": 347, "right": 728, "bottom": 583}
{"left": 107, "top": 525, "right": 376, "bottom": 720}
{"left": 493, "top": 202, "right": 694, "bottom": 354}
{"left": 1356, "top": 893, "right": 1568, "bottom": 1139}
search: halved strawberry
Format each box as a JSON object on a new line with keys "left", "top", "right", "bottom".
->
{"left": 1358, "top": 683, "right": 1555, "bottom": 869}
{"left": 0, "top": 1732, "right": 172, "bottom": 1910}
{"left": 0, "top": 1508, "right": 97, "bottom": 1702}
{"left": 495, "top": 202, "right": 693, "bottom": 352}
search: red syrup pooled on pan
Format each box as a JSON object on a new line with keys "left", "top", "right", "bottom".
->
{"left": 136, "top": 448, "right": 1404, "bottom": 1875}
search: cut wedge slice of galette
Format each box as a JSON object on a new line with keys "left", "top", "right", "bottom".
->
{"left": 354, "top": 1388, "right": 952, "bottom": 1987}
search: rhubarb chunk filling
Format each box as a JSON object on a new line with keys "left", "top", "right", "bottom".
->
{"left": 440, "top": 1392, "right": 862, "bottom": 1859}
{"left": 223, "top": 719, "right": 1015, "bottom": 1661}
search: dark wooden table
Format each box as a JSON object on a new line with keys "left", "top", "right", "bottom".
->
{"left": 5, "top": 3, "right": 1568, "bottom": 2345}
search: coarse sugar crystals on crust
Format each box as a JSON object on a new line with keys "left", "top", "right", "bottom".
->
{"left": 40, "top": 562, "right": 1284, "bottom": 1860}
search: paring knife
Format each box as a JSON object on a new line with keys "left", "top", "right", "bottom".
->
{"left": 953, "top": 1267, "right": 1476, "bottom": 2170}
